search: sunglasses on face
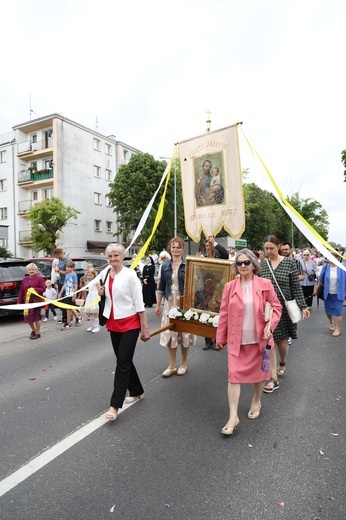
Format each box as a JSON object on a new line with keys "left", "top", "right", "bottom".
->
{"left": 236, "top": 260, "right": 251, "bottom": 266}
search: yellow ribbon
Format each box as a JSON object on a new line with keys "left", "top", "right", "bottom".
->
{"left": 241, "top": 129, "right": 345, "bottom": 260}
{"left": 130, "top": 152, "right": 174, "bottom": 268}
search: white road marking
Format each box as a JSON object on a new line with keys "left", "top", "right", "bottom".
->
{"left": 0, "top": 406, "right": 131, "bottom": 498}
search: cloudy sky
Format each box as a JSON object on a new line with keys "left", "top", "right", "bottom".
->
{"left": 1, "top": 0, "right": 345, "bottom": 245}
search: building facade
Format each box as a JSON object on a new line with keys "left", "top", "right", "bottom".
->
{"left": 0, "top": 113, "right": 141, "bottom": 257}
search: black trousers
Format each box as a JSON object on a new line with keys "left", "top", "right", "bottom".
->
{"left": 110, "top": 329, "right": 144, "bottom": 409}
{"left": 302, "top": 285, "right": 314, "bottom": 308}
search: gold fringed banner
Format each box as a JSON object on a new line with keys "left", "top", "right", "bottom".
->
{"left": 177, "top": 124, "right": 245, "bottom": 242}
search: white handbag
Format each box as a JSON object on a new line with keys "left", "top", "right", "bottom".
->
{"left": 266, "top": 260, "right": 303, "bottom": 324}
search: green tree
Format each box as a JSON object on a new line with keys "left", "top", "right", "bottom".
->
{"left": 341, "top": 150, "right": 346, "bottom": 182}
{"left": 0, "top": 246, "right": 13, "bottom": 259}
{"left": 242, "top": 182, "right": 285, "bottom": 249}
{"left": 107, "top": 153, "right": 185, "bottom": 251}
{"left": 287, "top": 192, "right": 329, "bottom": 248}
{"left": 28, "top": 197, "right": 80, "bottom": 255}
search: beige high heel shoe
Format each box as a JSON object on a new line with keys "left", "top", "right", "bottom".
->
{"left": 221, "top": 419, "right": 240, "bottom": 436}
{"left": 247, "top": 403, "right": 261, "bottom": 420}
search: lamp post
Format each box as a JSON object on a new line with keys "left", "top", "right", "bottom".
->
{"left": 160, "top": 156, "right": 177, "bottom": 237}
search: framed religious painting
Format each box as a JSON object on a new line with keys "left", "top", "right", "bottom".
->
{"left": 183, "top": 256, "right": 234, "bottom": 316}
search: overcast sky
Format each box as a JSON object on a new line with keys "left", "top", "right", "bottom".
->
{"left": 1, "top": 0, "right": 345, "bottom": 245}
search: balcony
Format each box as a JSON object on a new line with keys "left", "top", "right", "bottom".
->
{"left": 17, "top": 137, "right": 53, "bottom": 158}
{"left": 18, "top": 168, "right": 54, "bottom": 185}
{"left": 18, "top": 230, "right": 32, "bottom": 244}
{"left": 18, "top": 200, "right": 36, "bottom": 214}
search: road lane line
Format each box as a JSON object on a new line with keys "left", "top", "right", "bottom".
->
{"left": 0, "top": 406, "right": 131, "bottom": 498}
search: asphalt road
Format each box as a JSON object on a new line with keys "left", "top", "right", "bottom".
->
{"left": 0, "top": 302, "right": 345, "bottom": 520}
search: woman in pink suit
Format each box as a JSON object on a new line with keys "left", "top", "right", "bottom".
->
{"left": 216, "top": 249, "right": 282, "bottom": 436}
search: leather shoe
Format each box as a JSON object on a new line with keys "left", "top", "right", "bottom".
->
{"left": 221, "top": 419, "right": 240, "bottom": 436}
{"left": 162, "top": 367, "right": 177, "bottom": 377}
{"left": 124, "top": 394, "right": 144, "bottom": 404}
{"left": 177, "top": 366, "right": 187, "bottom": 376}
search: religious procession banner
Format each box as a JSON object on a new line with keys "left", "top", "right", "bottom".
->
{"left": 177, "top": 123, "right": 245, "bottom": 242}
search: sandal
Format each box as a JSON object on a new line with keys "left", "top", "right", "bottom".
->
{"left": 106, "top": 408, "right": 118, "bottom": 421}
{"left": 263, "top": 378, "right": 279, "bottom": 393}
{"left": 277, "top": 362, "right": 286, "bottom": 377}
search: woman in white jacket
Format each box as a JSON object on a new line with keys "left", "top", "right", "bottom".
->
{"left": 98, "top": 243, "right": 150, "bottom": 421}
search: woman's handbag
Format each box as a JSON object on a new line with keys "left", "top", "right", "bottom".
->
{"left": 284, "top": 299, "right": 303, "bottom": 323}
{"left": 266, "top": 260, "right": 303, "bottom": 324}
{"left": 317, "top": 284, "right": 324, "bottom": 300}
{"left": 99, "top": 268, "right": 111, "bottom": 326}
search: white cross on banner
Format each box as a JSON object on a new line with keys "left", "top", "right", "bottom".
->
{"left": 177, "top": 123, "right": 245, "bottom": 242}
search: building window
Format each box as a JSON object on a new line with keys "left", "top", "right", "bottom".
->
{"left": 30, "top": 161, "right": 37, "bottom": 171}
{"left": 0, "top": 238, "right": 8, "bottom": 247}
{"left": 105, "top": 169, "right": 112, "bottom": 181}
{"left": 32, "top": 191, "right": 38, "bottom": 201}
{"left": 0, "top": 151, "right": 6, "bottom": 163}
{"left": 94, "top": 192, "right": 102, "bottom": 205}
{"left": 123, "top": 150, "right": 129, "bottom": 164}
{"left": 94, "top": 219, "right": 102, "bottom": 232}
{"left": 32, "top": 134, "right": 37, "bottom": 143}
{"left": 93, "top": 138, "right": 101, "bottom": 151}
{"left": 0, "top": 179, "right": 7, "bottom": 191}
{"left": 43, "top": 189, "right": 52, "bottom": 200}
{"left": 0, "top": 207, "right": 8, "bottom": 220}
{"left": 44, "top": 159, "right": 53, "bottom": 169}
{"left": 106, "top": 221, "right": 113, "bottom": 233}
{"left": 105, "top": 143, "right": 112, "bottom": 156}
{"left": 94, "top": 165, "right": 101, "bottom": 178}
{"left": 105, "top": 196, "right": 111, "bottom": 207}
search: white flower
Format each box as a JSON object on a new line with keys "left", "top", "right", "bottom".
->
{"left": 184, "top": 310, "right": 194, "bottom": 321}
{"left": 193, "top": 312, "right": 199, "bottom": 321}
{"left": 168, "top": 307, "right": 182, "bottom": 319}
{"left": 208, "top": 317, "right": 214, "bottom": 324}
{"left": 199, "top": 312, "right": 210, "bottom": 323}
{"left": 212, "top": 315, "right": 219, "bottom": 327}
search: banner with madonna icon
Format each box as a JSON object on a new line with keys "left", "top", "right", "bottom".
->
{"left": 177, "top": 123, "right": 245, "bottom": 242}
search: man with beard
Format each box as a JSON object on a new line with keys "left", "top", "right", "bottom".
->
{"left": 195, "top": 159, "right": 212, "bottom": 206}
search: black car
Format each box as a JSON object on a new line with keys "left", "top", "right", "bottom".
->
{"left": 0, "top": 259, "right": 44, "bottom": 316}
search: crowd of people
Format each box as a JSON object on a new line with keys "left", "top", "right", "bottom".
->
{"left": 18, "top": 237, "right": 345, "bottom": 433}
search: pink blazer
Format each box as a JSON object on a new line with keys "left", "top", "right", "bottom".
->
{"left": 216, "top": 275, "right": 282, "bottom": 357}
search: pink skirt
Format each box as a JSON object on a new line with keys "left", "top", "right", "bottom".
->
{"left": 227, "top": 343, "right": 269, "bottom": 383}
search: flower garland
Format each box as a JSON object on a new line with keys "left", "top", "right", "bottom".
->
{"left": 168, "top": 307, "right": 219, "bottom": 327}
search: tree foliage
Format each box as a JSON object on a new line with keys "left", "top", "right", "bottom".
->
{"left": 241, "top": 182, "right": 329, "bottom": 250}
{"left": 287, "top": 192, "right": 329, "bottom": 248}
{"left": 341, "top": 150, "right": 346, "bottom": 182}
{"left": 0, "top": 246, "right": 13, "bottom": 259}
{"left": 107, "top": 153, "right": 185, "bottom": 251}
{"left": 28, "top": 197, "right": 80, "bottom": 255}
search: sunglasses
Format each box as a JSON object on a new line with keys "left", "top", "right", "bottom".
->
{"left": 236, "top": 260, "right": 251, "bottom": 266}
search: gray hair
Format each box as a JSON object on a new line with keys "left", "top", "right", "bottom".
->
{"left": 233, "top": 248, "right": 261, "bottom": 275}
{"left": 105, "top": 243, "right": 125, "bottom": 257}
{"left": 26, "top": 262, "right": 38, "bottom": 272}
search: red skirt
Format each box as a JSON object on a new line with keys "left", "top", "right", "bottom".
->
{"left": 227, "top": 343, "right": 269, "bottom": 383}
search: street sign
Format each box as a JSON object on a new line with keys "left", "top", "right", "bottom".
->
{"left": 235, "top": 239, "right": 247, "bottom": 247}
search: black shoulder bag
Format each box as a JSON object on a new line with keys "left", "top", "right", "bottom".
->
{"left": 99, "top": 268, "right": 111, "bottom": 326}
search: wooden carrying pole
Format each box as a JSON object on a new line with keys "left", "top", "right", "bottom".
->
{"left": 150, "top": 319, "right": 217, "bottom": 340}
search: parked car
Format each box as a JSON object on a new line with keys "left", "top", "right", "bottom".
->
{"left": 27, "top": 257, "right": 87, "bottom": 282}
{"left": 27, "top": 255, "right": 112, "bottom": 282}
{"left": 0, "top": 259, "right": 45, "bottom": 316}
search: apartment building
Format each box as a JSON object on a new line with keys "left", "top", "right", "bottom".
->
{"left": 0, "top": 113, "right": 141, "bottom": 257}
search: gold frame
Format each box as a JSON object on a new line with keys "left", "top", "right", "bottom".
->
{"left": 184, "top": 256, "right": 234, "bottom": 315}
